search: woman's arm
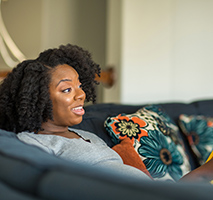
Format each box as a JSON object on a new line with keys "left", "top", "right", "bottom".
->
{"left": 179, "top": 159, "right": 213, "bottom": 183}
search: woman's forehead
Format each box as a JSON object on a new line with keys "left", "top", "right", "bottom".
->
{"left": 52, "top": 64, "right": 78, "bottom": 78}
{"left": 50, "top": 64, "right": 79, "bottom": 86}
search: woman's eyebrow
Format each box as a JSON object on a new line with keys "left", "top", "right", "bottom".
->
{"left": 56, "top": 79, "right": 72, "bottom": 87}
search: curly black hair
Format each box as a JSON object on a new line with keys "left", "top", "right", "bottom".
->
{"left": 0, "top": 44, "right": 101, "bottom": 133}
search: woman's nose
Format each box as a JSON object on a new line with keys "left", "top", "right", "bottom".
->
{"left": 75, "top": 88, "right": 86, "bottom": 101}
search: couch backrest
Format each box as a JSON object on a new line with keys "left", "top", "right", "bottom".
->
{"left": 73, "top": 99, "right": 213, "bottom": 147}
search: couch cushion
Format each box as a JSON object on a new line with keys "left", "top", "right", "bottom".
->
{"left": 112, "top": 138, "right": 152, "bottom": 178}
{"left": 0, "top": 129, "right": 154, "bottom": 200}
{"left": 0, "top": 129, "right": 94, "bottom": 196}
{"left": 0, "top": 129, "right": 152, "bottom": 199}
{"left": 37, "top": 165, "right": 213, "bottom": 200}
{"left": 104, "top": 105, "right": 191, "bottom": 181}
{"left": 0, "top": 181, "right": 40, "bottom": 200}
{"left": 179, "top": 114, "right": 213, "bottom": 165}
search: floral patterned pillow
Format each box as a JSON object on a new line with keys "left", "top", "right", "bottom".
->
{"left": 104, "top": 105, "right": 191, "bottom": 182}
{"left": 179, "top": 114, "right": 213, "bottom": 165}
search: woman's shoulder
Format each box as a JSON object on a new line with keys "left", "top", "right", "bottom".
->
{"left": 17, "top": 131, "right": 55, "bottom": 154}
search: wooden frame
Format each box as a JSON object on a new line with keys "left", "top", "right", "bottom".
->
{"left": 95, "top": 67, "right": 115, "bottom": 88}
{"left": 0, "top": 70, "right": 10, "bottom": 81}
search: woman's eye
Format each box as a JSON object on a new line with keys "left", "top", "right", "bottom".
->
{"left": 62, "top": 88, "right": 71, "bottom": 93}
{"left": 78, "top": 84, "right": 82, "bottom": 88}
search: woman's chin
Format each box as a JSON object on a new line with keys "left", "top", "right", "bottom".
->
{"left": 69, "top": 117, "right": 83, "bottom": 127}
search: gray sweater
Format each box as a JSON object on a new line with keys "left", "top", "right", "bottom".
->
{"left": 17, "top": 128, "right": 150, "bottom": 180}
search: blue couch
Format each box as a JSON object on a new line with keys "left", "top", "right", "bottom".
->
{"left": 1, "top": 99, "right": 213, "bottom": 199}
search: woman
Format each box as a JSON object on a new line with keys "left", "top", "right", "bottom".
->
{"left": 0, "top": 44, "right": 150, "bottom": 180}
{"left": 0, "top": 44, "right": 99, "bottom": 133}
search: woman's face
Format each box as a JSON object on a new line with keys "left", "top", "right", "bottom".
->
{"left": 48, "top": 64, "right": 86, "bottom": 127}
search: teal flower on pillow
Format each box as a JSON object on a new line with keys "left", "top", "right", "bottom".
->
{"left": 138, "top": 130, "right": 183, "bottom": 181}
{"left": 188, "top": 119, "right": 213, "bottom": 161}
{"left": 179, "top": 115, "right": 213, "bottom": 164}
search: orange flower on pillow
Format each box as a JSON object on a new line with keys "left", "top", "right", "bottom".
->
{"left": 110, "top": 114, "right": 148, "bottom": 143}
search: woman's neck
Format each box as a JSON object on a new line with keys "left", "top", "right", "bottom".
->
{"left": 38, "top": 120, "right": 69, "bottom": 135}
{"left": 37, "top": 120, "right": 80, "bottom": 139}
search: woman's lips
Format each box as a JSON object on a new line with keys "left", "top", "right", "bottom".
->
{"left": 71, "top": 106, "right": 85, "bottom": 115}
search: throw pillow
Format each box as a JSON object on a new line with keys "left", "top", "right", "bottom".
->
{"left": 104, "top": 105, "right": 191, "bottom": 182}
{"left": 112, "top": 138, "right": 152, "bottom": 179}
{"left": 179, "top": 114, "right": 213, "bottom": 165}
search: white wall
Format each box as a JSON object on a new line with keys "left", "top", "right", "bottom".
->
{"left": 0, "top": 0, "right": 43, "bottom": 70}
{"left": 41, "top": 0, "right": 106, "bottom": 68}
{"left": 105, "top": 0, "right": 213, "bottom": 104}
{"left": 172, "top": 0, "right": 213, "bottom": 102}
{"left": 41, "top": 0, "right": 74, "bottom": 50}
{"left": 121, "top": 0, "right": 173, "bottom": 104}
{"left": 1, "top": 0, "right": 213, "bottom": 104}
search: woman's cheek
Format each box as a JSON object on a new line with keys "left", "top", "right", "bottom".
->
{"left": 64, "top": 96, "right": 73, "bottom": 104}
